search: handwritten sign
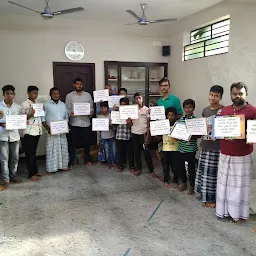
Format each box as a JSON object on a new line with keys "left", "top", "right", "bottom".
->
{"left": 50, "top": 120, "right": 69, "bottom": 135}
{"left": 212, "top": 115, "right": 245, "bottom": 139}
{"left": 6, "top": 115, "right": 27, "bottom": 130}
{"left": 111, "top": 111, "right": 126, "bottom": 125}
{"left": 73, "top": 103, "right": 90, "bottom": 116}
{"left": 119, "top": 105, "right": 139, "bottom": 120}
{"left": 150, "top": 120, "right": 170, "bottom": 136}
{"left": 185, "top": 118, "right": 207, "bottom": 135}
{"left": 93, "top": 89, "right": 109, "bottom": 103}
{"left": 92, "top": 118, "right": 109, "bottom": 131}
{"left": 247, "top": 120, "right": 256, "bottom": 143}
{"left": 32, "top": 103, "right": 45, "bottom": 117}
{"left": 150, "top": 106, "right": 166, "bottom": 121}
{"left": 170, "top": 122, "right": 191, "bottom": 141}
{"left": 108, "top": 95, "right": 125, "bottom": 108}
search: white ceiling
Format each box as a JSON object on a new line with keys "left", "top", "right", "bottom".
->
{"left": 0, "top": 0, "right": 225, "bottom": 23}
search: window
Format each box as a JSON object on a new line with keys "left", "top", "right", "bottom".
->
{"left": 183, "top": 19, "right": 230, "bottom": 61}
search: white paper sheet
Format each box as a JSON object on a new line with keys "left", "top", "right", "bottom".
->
{"left": 50, "top": 120, "right": 69, "bottom": 135}
{"left": 32, "top": 103, "right": 45, "bottom": 117}
{"left": 119, "top": 105, "right": 139, "bottom": 120}
{"left": 108, "top": 95, "right": 125, "bottom": 108}
{"left": 93, "top": 89, "right": 109, "bottom": 103}
{"left": 111, "top": 111, "right": 126, "bottom": 125}
{"left": 150, "top": 119, "right": 170, "bottom": 136}
{"left": 185, "top": 117, "right": 207, "bottom": 135}
{"left": 73, "top": 103, "right": 90, "bottom": 116}
{"left": 149, "top": 106, "right": 166, "bottom": 121}
{"left": 92, "top": 118, "right": 109, "bottom": 131}
{"left": 169, "top": 122, "right": 191, "bottom": 141}
{"left": 214, "top": 116, "right": 241, "bottom": 138}
{"left": 247, "top": 120, "right": 256, "bottom": 143}
{"left": 6, "top": 115, "right": 27, "bottom": 130}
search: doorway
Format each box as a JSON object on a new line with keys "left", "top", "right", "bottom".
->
{"left": 53, "top": 62, "right": 97, "bottom": 146}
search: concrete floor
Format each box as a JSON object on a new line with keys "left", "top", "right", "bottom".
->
{"left": 0, "top": 158, "right": 256, "bottom": 256}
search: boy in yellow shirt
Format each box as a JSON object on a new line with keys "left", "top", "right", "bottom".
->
{"left": 162, "top": 107, "right": 179, "bottom": 188}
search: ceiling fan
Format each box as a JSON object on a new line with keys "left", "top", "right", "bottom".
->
{"left": 8, "top": 0, "right": 85, "bottom": 20}
{"left": 126, "top": 3, "right": 177, "bottom": 25}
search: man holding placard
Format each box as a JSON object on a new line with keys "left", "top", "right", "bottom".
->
{"left": 216, "top": 82, "right": 256, "bottom": 223}
{"left": 42, "top": 87, "right": 69, "bottom": 173}
{"left": 65, "top": 78, "right": 94, "bottom": 167}
{"left": 0, "top": 85, "right": 22, "bottom": 192}
{"left": 21, "top": 86, "right": 45, "bottom": 181}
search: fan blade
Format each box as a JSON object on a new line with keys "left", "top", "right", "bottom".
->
{"left": 53, "top": 7, "right": 85, "bottom": 16}
{"left": 149, "top": 18, "right": 177, "bottom": 23}
{"left": 126, "top": 10, "right": 141, "bottom": 20}
{"left": 8, "top": 1, "right": 41, "bottom": 14}
{"left": 125, "top": 22, "right": 138, "bottom": 25}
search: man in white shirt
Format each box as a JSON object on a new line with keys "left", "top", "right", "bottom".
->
{"left": 0, "top": 85, "right": 22, "bottom": 191}
{"left": 65, "top": 78, "right": 94, "bottom": 167}
{"left": 21, "top": 86, "right": 45, "bottom": 181}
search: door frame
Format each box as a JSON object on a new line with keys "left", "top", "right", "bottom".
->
{"left": 52, "top": 62, "right": 96, "bottom": 93}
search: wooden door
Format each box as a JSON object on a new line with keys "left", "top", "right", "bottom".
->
{"left": 53, "top": 62, "right": 97, "bottom": 146}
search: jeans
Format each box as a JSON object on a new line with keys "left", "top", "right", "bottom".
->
{"left": 24, "top": 134, "right": 40, "bottom": 178}
{"left": 162, "top": 151, "right": 180, "bottom": 183}
{"left": 0, "top": 141, "right": 19, "bottom": 182}
{"left": 102, "top": 138, "right": 116, "bottom": 165}
{"left": 117, "top": 139, "right": 134, "bottom": 169}
{"left": 132, "top": 133, "right": 154, "bottom": 172}
{"left": 178, "top": 152, "right": 196, "bottom": 187}
{"left": 69, "top": 125, "right": 91, "bottom": 165}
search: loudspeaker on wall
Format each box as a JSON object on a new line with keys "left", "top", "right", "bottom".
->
{"left": 162, "top": 46, "right": 170, "bottom": 56}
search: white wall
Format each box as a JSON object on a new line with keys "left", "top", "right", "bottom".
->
{"left": 0, "top": 15, "right": 170, "bottom": 155}
{"left": 168, "top": 1, "right": 256, "bottom": 176}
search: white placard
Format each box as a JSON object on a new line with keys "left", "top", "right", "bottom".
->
{"left": 111, "top": 111, "right": 126, "bottom": 125}
{"left": 119, "top": 105, "right": 139, "bottom": 120}
{"left": 50, "top": 120, "right": 69, "bottom": 135}
{"left": 170, "top": 122, "right": 191, "bottom": 141}
{"left": 214, "top": 116, "right": 241, "bottom": 138}
{"left": 247, "top": 120, "right": 256, "bottom": 143}
{"left": 150, "top": 106, "right": 166, "bottom": 121}
{"left": 92, "top": 118, "right": 109, "bottom": 131}
{"left": 6, "top": 115, "right": 27, "bottom": 130}
{"left": 108, "top": 95, "right": 125, "bottom": 108}
{"left": 73, "top": 103, "right": 90, "bottom": 116}
{"left": 32, "top": 103, "right": 45, "bottom": 117}
{"left": 93, "top": 89, "right": 109, "bottom": 103}
{"left": 150, "top": 119, "right": 170, "bottom": 136}
{"left": 185, "top": 118, "right": 207, "bottom": 135}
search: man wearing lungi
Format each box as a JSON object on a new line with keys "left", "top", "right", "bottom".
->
{"left": 216, "top": 82, "right": 256, "bottom": 223}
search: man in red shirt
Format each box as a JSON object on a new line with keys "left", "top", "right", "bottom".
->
{"left": 216, "top": 82, "right": 256, "bottom": 223}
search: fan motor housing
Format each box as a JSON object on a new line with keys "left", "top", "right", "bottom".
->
{"left": 41, "top": 12, "right": 54, "bottom": 18}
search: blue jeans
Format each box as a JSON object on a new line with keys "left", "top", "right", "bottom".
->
{"left": 0, "top": 141, "right": 19, "bottom": 182}
{"left": 102, "top": 138, "right": 116, "bottom": 165}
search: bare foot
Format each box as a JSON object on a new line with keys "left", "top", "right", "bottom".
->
{"left": 134, "top": 170, "right": 142, "bottom": 177}
{"left": 86, "top": 162, "right": 92, "bottom": 166}
{"left": 158, "top": 176, "right": 164, "bottom": 182}
{"left": 206, "top": 202, "right": 216, "bottom": 208}
{"left": 130, "top": 168, "right": 136, "bottom": 174}
{"left": 30, "top": 176, "right": 40, "bottom": 181}
{"left": 150, "top": 172, "right": 159, "bottom": 179}
{"left": 10, "top": 179, "right": 22, "bottom": 184}
{"left": 0, "top": 182, "right": 9, "bottom": 192}
{"left": 202, "top": 202, "right": 207, "bottom": 207}
{"left": 113, "top": 164, "right": 118, "bottom": 169}
{"left": 36, "top": 172, "right": 48, "bottom": 177}
{"left": 164, "top": 182, "right": 170, "bottom": 188}
{"left": 173, "top": 183, "right": 179, "bottom": 189}
{"left": 188, "top": 187, "right": 194, "bottom": 195}
{"left": 44, "top": 172, "right": 52, "bottom": 176}
{"left": 178, "top": 183, "right": 187, "bottom": 192}
{"left": 64, "top": 167, "right": 72, "bottom": 172}
{"left": 252, "top": 228, "right": 256, "bottom": 233}
{"left": 230, "top": 218, "right": 246, "bottom": 224}
{"left": 107, "top": 165, "right": 111, "bottom": 169}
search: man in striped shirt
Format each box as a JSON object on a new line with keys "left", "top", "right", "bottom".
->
{"left": 178, "top": 99, "right": 198, "bottom": 195}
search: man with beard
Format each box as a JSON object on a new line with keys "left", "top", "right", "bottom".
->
{"left": 216, "top": 82, "right": 256, "bottom": 223}
{"left": 65, "top": 78, "right": 94, "bottom": 167}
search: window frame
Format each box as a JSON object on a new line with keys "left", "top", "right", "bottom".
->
{"left": 183, "top": 18, "right": 230, "bottom": 61}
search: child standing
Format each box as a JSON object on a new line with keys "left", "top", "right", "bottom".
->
{"left": 178, "top": 99, "right": 198, "bottom": 195}
{"left": 0, "top": 85, "right": 22, "bottom": 192}
{"left": 195, "top": 85, "right": 224, "bottom": 208}
{"left": 98, "top": 101, "right": 117, "bottom": 169}
{"left": 115, "top": 97, "right": 135, "bottom": 173}
{"left": 130, "top": 92, "right": 158, "bottom": 177}
{"left": 162, "top": 107, "right": 180, "bottom": 188}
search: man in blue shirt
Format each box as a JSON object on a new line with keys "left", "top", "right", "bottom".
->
{"left": 157, "top": 77, "right": 183, "bottom": 117}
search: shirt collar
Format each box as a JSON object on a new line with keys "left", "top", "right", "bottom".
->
{"left": 50, "top": 99, "right": 61, "bottom": 104}
{"left": 27, "top": 98, "right": 36, "bottom": 105}
{"left": 72, "top": 90, "right": 85, "bottom": 95}
{"left": 1, "top": 100, "right": 14, "bottom": 107}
